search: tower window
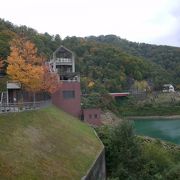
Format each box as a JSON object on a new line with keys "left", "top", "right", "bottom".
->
{"left": 63, "top": 91, "right": 75, "bottom": 99}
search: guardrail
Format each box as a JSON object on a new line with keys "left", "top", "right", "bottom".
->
{"left": 0, "top": 100, "right": 51, "bottom": 113}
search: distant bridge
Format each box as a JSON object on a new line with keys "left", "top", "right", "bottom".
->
{"left": 109, "top": 92, "right": 130, "bottom": 97}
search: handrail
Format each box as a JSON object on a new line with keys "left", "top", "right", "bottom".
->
{"left": 0, "top": 100, "right": 51, "bottom": 113}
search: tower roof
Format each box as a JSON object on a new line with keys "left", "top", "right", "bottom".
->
{"left": 53, "top": 45, "right": 74, "bottom": 59}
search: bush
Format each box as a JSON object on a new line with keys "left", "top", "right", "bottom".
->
{"left": 165, "top": 163, "right": 180, "bottom": 180}
{"left": 96, "top": 121, "right": 144, "bottom": 179}
{"left": 96, "top": 121, "right": 180, "bottom": 180}
{"left": 142, "top": 143, "right": 173, "bottom": 170}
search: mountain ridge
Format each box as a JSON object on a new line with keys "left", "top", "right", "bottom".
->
{"left": 0, "top": 18, "right": 179, "bottom": 92}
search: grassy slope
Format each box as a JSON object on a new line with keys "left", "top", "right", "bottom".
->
{"left": 0, "top": 106, "right": 102, "bottom": 180}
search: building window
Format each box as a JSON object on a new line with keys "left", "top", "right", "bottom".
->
{"left": 94, "top": 114, "right": 97, "bottom": 119}
{"left": 63, "top": 90, "right": 75, "bottom": 99}
{"left": 89, "top": 114, "right": 92, "bottom": 119}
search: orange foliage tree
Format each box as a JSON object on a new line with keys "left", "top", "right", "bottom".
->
{"left": 41, "top": 64, "right": 61, "bottom": 94}
{"left": 7, "top": 37, "right": 60, "bottom": 102}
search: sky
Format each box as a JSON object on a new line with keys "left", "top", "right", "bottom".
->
{"left": 0, "top": 0, "right": 180, "bottom": 47}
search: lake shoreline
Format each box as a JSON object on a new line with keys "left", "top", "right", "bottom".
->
{"left": 127, "top": 115, "right": 180, "bottom": 120}
{"left": 133, "top": 117, "right": 180, "bottom": 144}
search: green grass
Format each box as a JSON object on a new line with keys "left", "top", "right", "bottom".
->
{"left": 117, "top": 93, "right": 180, "bottom": 116}
{"left": 137, "top": 93, "right": 180, "bottom": 106}
{"left": 120, "top": 105, "right": 180, "bottom": 116}
{"left": 0, "top": 106, "right": 103, "bottom": 179}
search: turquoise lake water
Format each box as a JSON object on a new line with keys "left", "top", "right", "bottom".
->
{"left": 133, "top": 119, "right": 180, "bottom": 144}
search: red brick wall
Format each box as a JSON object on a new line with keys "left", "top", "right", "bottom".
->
{"left": 83, "top": 108, "right": 101, "bottom": 126}
{"left": 52, "top": 82, "right": 81, "bottom": 118}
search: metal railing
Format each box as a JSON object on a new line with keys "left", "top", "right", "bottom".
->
{"left": 56, "top": 58, "right": 72, "bottom": 63}
{"left": 0, "top": 100, "right": 51, "bottom": 113}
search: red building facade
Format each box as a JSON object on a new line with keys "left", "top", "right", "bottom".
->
{"left": 52, "top": 82, "right": 81, "bottom": 117}
{"left": 83, "top": 108, "right": 102, "bottom": 126}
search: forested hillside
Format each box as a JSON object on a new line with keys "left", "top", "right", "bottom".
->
{"left": 87, "top": 35, "right": 180, "bottom": 85}
{"left": 0, "top": 18, "right": 179, "bottom": 92}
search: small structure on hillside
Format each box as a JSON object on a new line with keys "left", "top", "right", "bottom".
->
{"left": 6, "top": 81, "right": 21, "bottom": 103}
{"left": 83, "top": 108, "right": 102, "bottom": 126}
{"left": 5, "top": 81, "right": 49, "bottom": 104}
{"left": 50, "top": 46, "right": 81, "bottom": 118}
{"left": 162, "top": 84, "right": 175, "bottom": 93}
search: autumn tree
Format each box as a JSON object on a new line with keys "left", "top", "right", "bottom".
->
{"left": 7, "top": 37, "right": 60, "bottom": 102}
{"left": 41, "top": 64, "right": 61, "bottom": 94}
{"left": 7, "top": 37, "right": 43, "bottom": 90}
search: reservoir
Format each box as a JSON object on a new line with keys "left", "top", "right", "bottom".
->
{"left": 133, "top": 118, "right": 180, "bottom": 144}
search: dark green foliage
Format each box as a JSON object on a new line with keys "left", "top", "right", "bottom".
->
{"left": 0, "top": 29, "right": 15, "bottom": 59}
{"left": 165, "top": 163, "right": 180, "bottom": 180}
{"left": 97, "top": 121, "right": 144, "bottom": 179}
{"left": 82, "top": 93, "right": 119, "bottom": 113}
{"left": 141, "top": 142, "right": 173, "bottom": 178}
{"left": 109, "top": 121, "right": 144, "bottom": 179}
{"left": 96, "top": 121, "right": 180, "bottom": 180}
{"left": 82, "top": 93, "right": 102, "bottom": 108}
{"left": 60, "top": 36, "right": 173, "bottom": 91}
{"left": 86, "top": 35, "right": 179, "bottom": 85}
{"left": 0, "top": 76, "right": 8, "bottom": 91}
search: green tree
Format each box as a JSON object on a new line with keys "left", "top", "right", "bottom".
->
{"left": 133, "top": 80, "right": 150, "bottom": 93}
{"left": 97, "top": 121, "right": 144, "bottom": 179}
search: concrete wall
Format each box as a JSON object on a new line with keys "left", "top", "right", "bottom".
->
{"left": 81, "top": 148, "right": 106, "bottom": 180}
{"left": 52, "top": 82, "right": 81, "bottom": 118}
{"left": 82, "top": 130, "right": 106, "bottom": 180}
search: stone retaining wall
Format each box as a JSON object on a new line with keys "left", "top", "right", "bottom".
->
{"left": 81, "top": 148, "right": 106, "bottom": 180}
{"left": 81, "top": 130, "right": 106, "bottom": 180}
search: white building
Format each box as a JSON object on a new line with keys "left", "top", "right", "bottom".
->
{"left": 162, "top": 84, "right": 175, "bottom": 93}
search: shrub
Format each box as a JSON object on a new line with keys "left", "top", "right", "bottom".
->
{"left": 165, "top": 163, "right": 180, "bottom": 180}
{"left": 96, "top": 121, "right": 180, "bottom": 179}
{"left": 96, "top": 121, "right": 144, "bottom": 179}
